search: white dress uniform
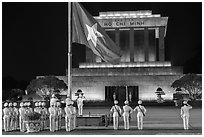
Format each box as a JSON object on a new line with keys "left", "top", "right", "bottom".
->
{"left": 27, "top": 102, "right": 33, "bottom": 113}
{"left": 181, "top": 101, "right": 192, "bottom": 130}
{"left": 71, "top": 101, "right": 77, "bottom": 130}
{"left": 56, "top": 102, "right": 62, "bottom": 131}
{"left": 41, "top": 102, "right": 48, "bottom": 130}
{"left": 77, "top": 94, "right": 85, "bottom": 116}
{"left": 134, "top": 100, "right": 146, "bottom": 130}
{"left": 38, "top": 102, "right": 44, "bottom": 131}
{"left": 64, "top": 103, "right": 73, "bottom": 132}
{"left": 48, "top": 103, "right": 57, "bottom": 132}
{"left": 65, "top": 97, "right": 72, "bottom": 106}
{"left": 50, "top": 94, "right": 58, "bottom": 106}
{"left": 8, "top": 103, "right": 14, "bottom": 131}
{"left": 110, "top": 100, "right": 122, "bottom": 130}
{"left": 12, "top": 102, "right": 19, "bottom": 131}
{"left": 122, "top": 100, "right": 133, "bottom": 130}
{"left": 34, "top": 102, "right": 39, "bottom": 113}
{"left": 19, "top": 102, "right": 26, "bottom": 132}
{"left": 34, "top": 102, "right": 42, "bottom": 130}
{"left": 3, "top": 103, "right": 10, "bottom": 132}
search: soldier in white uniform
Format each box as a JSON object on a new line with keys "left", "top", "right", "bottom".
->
{"left": 56, "top": 102, "right": 63, "bottom": 131}
{"left": 24, "top": 102, "right": 28, "bottom": 122}
{"left": 71, "top": 101, "right": 77, "bottom": 130}
{"left": 27, "top": 102, "right": 33, "bottom": 113}
{"left": 122, "top": 100, "right": 133, "bottom": 130}
{"left": 34, "top": 102, "right": 39, "bottom": 113}
{"left": 19, "top": 102, "right": 26, "bottom": 132}
{"left": 64, "top": 101, "right": 73, "bottom": 132}
{"left": 12, "top": 102, "right": 19, "bottom": 131}
{"left": 76, "top": 94, "right": 85, "bottom": 116}
{"left": 48, "top": 102, "right": 57, "bottom": 132}
{"left": 181, "top": 101, "right": 192, "bottom": 130}
{"left": 65, "top": 96, "right": 72, "bottom": 106}
{"left": 3, "top": 102, "right": 10, "bottom": 132}
{"left": 41, "top": 102, "right": 48, "bottom": 130}
{"left": 134, "top": 100, "right": 146, "bottom": 130}
{"left": 50, "top": 94, "right": 58, "bottom": 106}
{"left": 38, "top": 102, "right": 43, "bottom": 131}
{"left": 110, "top": 100, "right": 122, "bottom": 130}
{"left": 8, "top": 102, "right": 14, "bottom": 131}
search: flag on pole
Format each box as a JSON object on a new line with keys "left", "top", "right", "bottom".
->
{"left": 72, "top": 2, "right": 122, "bottom": 64}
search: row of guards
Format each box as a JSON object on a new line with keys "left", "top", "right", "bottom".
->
{"left": 3, "top": 94, "right": 192, "bottom": 132}
{"left": 2, "top": 93, "right": 85, "bottom": 133}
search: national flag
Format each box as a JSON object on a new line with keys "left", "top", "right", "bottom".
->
{"left": 72, "top": 2, "right": 122, "bottom": 64}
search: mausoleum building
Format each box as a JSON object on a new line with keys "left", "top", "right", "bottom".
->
{"left": 56, "top": 11, "right": 183, "bottom": 103}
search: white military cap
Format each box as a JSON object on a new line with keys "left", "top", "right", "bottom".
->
{"left": 50, "top": 102, "right": 54, "bottom": 106}
{"left": 52, "top": 94, "right": 55, "bottom": 98}
{"left": 138, "top": 100, "right": 142, "bottom": 105}
{"left": 124, "top": 100, "right": 129, "bottom": 105}
{"left": 35, "top": 102, "right": 39, "bottom": 106}
{"left": 66, "top": 101, "right": 71, "bottom": 106}
{"left": 9, "top": 102, "right": 13, "bottom": 107}
{"left": 79, "top": 94, "right": 82, "bottom": 97}
{"left": 27, "top": 102, "right": 31, "bottom": 106}
{"left": 57, "top": 102, "right": 61, "bottom": 106}
{"left": 53, "top": 102, "right": 57, "bottom": 106}
{"left": 183, "top": 101, "right": 188, "bottom": 104}
{"left": 20, "top": 102, "right": 24, "bottom": 107}
{"left": 4, "top": 102, "right": 8, "bottom": 107}
{"left": 42, "top": 102, "right": 46, "bottom": 106}
{"left": 13, "top": 102, "right": 17, "bottom": 106}
{"left": 114, "top": 100, "right": 118, "bottom": 104}
{"left": 38, "top": 102, "right": 42, "bottom": 106}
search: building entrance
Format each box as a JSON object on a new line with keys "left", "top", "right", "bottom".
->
{"left": 105, "top": 86, "right": 139, "bottom": 105}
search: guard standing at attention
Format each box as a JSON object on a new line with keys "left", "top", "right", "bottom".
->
{"left": 19, "top": 102, "right": 26, "bottom": 132}
{"left": 134, "top": 100, "right": 146, "bottom": 130}
{"left": 34, "top": 102, "right": 39, "bottom": 113}
{"left": 64, "top": 101, "right": 73, "bottom": 132}
{"left": 8, "top": 102, "right": 14, "bottom": 131}
{"left": 41, "top": 102, "right": 48, "bottom": 130}
{"left": 12, "top": 102, "right": 19, "bottom": 131}
{"left": 71, "top": 101, "right": 77, "bottom": 130}
{"left": 3, "top": 102, "right": 10, "bottom": 132}
{"left": 76, "top": 94, "right": 85, "bottom": 116}
{"left": 56, "top": 102, "right": 63, "bottom": 131}
{"left": 49, "top": 102, "right": 57, "bottom": 132}
{"left": 27, "top": 102, "right": 33, "bottom": 113}
{"left": 122, "top": 100, "right": 133, "bottom": 130}
{"left": 38, "top": 102, "right": 43, "bottom": 131}
{"left": 110, "top": 100, "right": 122, "bottom": 130}
{"left": 181, "top": 101, "right": 192, "bottom": 130}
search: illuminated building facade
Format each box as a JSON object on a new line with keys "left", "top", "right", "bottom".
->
{"left": 57, "top": 11, "right": 183, "bottom": 103}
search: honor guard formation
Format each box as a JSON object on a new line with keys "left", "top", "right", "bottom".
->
{"left": 3, "top": 95, "right": 192, "bottom": 132}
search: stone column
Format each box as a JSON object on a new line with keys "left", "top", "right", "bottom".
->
{"left": 159, "top": 26, "right": 165, "bottom": 61}
{"left": 144, "top": 27, "right": 149, "bottom": 62}
{"left": 130, "top": 28, "right": 134, "bottom": 62}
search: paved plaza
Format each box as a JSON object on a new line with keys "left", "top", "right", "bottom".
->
{"left": 2, "top": 106, "right": 202, "bottom": 135}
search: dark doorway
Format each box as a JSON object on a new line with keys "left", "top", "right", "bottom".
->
{"left": 105, "top": 86, "right": 139, "bottom": 105}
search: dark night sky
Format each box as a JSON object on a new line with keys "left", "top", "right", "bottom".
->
{"left": 2, "top": 2, "right": 202, "bottom": 82}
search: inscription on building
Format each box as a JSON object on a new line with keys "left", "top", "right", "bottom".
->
{"left": 96, "top": 17, "right": 168, "bottom": 28}
{"left": 103, "top": 20, "right": 145, "bottom": 27}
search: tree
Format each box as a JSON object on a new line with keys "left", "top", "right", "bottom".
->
{"left": 2, "top": 88, "right": 25, "bottom": 101}
{"left": 171, "top": 74, "right": 202, "bottom": 100}
{"left": 26, "top": 76, "right": 68, "bottom": 99}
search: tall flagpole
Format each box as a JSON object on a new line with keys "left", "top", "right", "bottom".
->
{"left": 67, "top": 2, "right": 72, "bottom": 99}
{"left": 126, "top": 86, "right": 128, "bottom": 101}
